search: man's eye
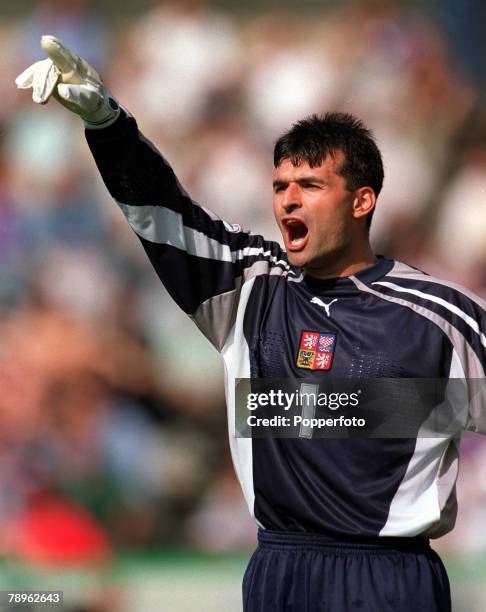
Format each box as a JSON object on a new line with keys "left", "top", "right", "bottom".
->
{"left": 274, "top": 185, "right": 286, "bottom": 193}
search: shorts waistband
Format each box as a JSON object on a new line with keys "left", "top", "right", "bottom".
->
{"left": 257, "top": 528, "right": 430, "bottom": 552}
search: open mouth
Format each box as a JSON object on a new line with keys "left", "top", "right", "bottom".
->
{"left": 283, "top": 218, "right": 309, "bottom": 251}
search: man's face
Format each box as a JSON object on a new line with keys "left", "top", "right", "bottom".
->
{"left": 272, "top": 153, "right": 356, "bottom": 272}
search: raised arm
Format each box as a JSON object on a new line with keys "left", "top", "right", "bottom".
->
{"left": 15, "top": 36, "right": 291, "bottom": 350}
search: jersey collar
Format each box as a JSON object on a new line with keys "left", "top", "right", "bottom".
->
{"left": 300, "top": 256, "right": 394, "bottom": 295}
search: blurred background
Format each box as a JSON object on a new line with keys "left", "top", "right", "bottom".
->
{"left": 1, "top": 0, "right": 486, "bottom": 610}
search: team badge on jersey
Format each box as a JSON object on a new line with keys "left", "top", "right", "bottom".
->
{"left": 297, "top": 331, "right": 336, "bottom": 371}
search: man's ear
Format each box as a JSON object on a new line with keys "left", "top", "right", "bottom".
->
{"left": 352, "top": 187, "right": 376, "bottom": 220}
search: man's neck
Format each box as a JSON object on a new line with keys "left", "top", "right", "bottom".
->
{"left": 304, "top": 247, "right": 377, "bottom": 280}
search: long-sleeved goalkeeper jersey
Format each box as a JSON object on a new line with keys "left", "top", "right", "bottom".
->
{"left": 86, "top": 110, "right": 486, "bottom": 539}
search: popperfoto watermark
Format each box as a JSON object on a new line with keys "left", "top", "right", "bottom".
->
{"left": 246, "top": 414, "right": 366, "bottom": 428}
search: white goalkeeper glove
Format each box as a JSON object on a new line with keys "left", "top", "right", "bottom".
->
{"left": 15, "top": 35, "right": 120, "bottom": 127}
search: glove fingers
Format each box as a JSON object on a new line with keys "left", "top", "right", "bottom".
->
{"left": 41, "top": 35, "right": 82, "bottom": 83}
{"left": 16, "top": 36, "right": 115, "bottom": 124}
{"left": 15, "top": 61, "right": 41, "bottom": 89}
{"left": 32, "top": 59, "right": 60, "bottom": 104}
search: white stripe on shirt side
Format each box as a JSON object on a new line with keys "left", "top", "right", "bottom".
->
{"left": 379, "top": 352, "right": 464, "bottom": 537}
{"left": 221, "top": 277, "right": 260, "bottom": 524}
{"left": 373, "top": 280, "right": 486, "bottom": 349}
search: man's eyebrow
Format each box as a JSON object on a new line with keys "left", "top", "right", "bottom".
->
{"left": 297, "top": 176, "right": 328, "bottom": 184}
{"left": 272, "top": 176, "right": 328, "bottom": 187}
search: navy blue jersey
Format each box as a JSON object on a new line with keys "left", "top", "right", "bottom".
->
{"left": 86, "top": 110, "right": 486, "bottom": 539}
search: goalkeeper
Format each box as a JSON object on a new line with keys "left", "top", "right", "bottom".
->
{"left": 17, "top": 37, "right": 486, "bottom": 612}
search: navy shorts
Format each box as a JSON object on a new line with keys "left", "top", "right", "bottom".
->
{"left": 243, "top": 529, "right": 451, "bottom": 612}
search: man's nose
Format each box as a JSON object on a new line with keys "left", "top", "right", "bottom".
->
{"left": 281, "top": 183, "right": 302, "bottom": 213}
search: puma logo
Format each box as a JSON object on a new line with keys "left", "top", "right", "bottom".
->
{"left": 310, "top": 297, "right": 338, "bottom": 317}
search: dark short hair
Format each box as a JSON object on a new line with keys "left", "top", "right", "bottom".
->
{"left": 273, "top": 112, "right": 384, "bottom": 227}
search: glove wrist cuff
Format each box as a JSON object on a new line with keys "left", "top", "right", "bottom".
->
{"left": 83, "top": 95, "right": 120, "bottom": 129}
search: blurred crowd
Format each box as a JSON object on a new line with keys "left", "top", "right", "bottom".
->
{"left": 1, "top": 0, "right": 486, "bottom": 566}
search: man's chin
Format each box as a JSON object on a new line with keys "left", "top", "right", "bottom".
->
{"left": 286, "top": 247, "right": 338, "bottom": 272}
{"left": 286, "top": 250, "right": 309, "bottom": 269}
